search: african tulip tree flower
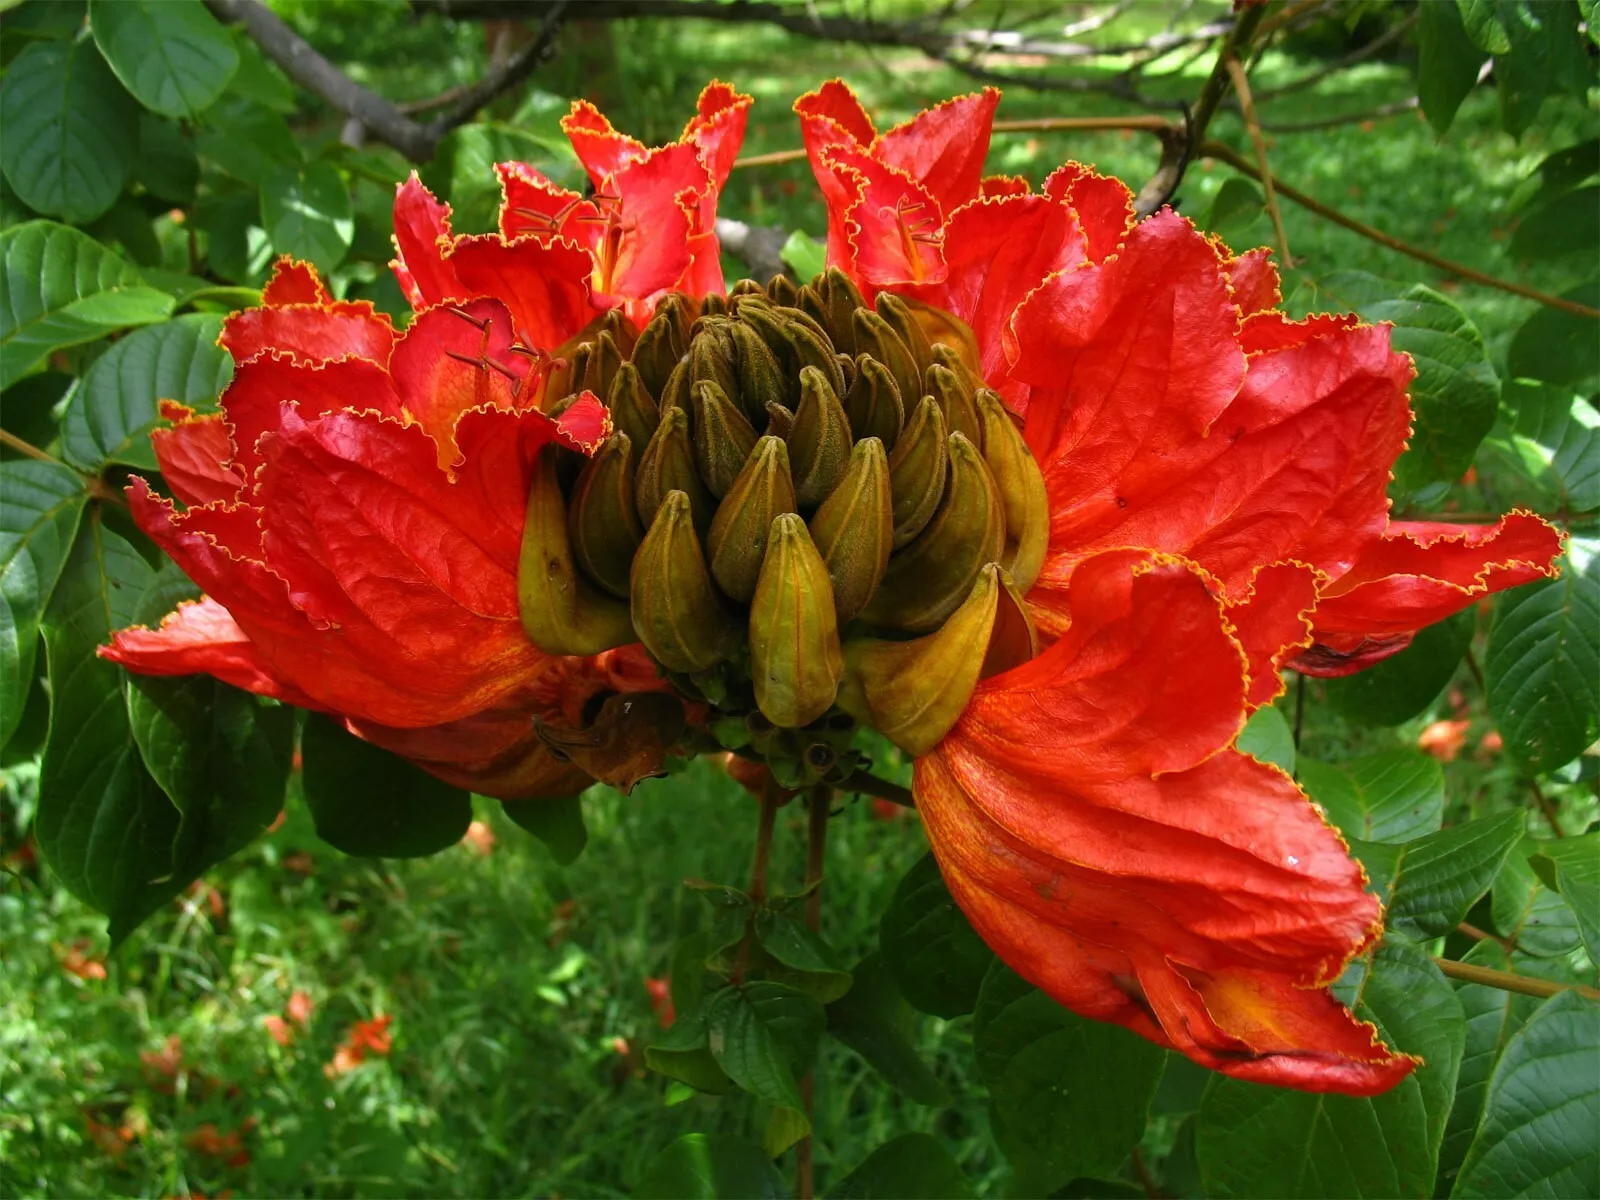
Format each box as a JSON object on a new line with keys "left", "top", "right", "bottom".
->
{"left": 100, "top": 83, "right": 1563, "bottom": 1097}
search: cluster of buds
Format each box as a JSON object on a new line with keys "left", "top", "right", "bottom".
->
{"left": 518, "top": 269, "right": 1049, "bottom": 785}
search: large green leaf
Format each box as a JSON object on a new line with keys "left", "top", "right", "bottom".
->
{"left": 1485, "top": 568, "right": 1600, "bottom": 773}
{"left": 826, "top": 1134, "right": 974, "bottom": 1199}
{"left": 300, "top": 712, "right": 472, "bottom": 858}
{"left": 1323, "top": 612, "right": 1476, "bottom": 727}
{"left": 1357, "top": 810, "right": 1526, "bottom": 941}
{"left": 1437, "top": 940, "right": 1542, "bottom": 1195}
{"left": 260, "top": 162, "right": 353, "bottom": 275}
{"left": 755, "top": 908, "right": 852, "bottom": 1003}
{"left": 0, "top": 38, "right": 136, "bottom": 225}
{"left": 1198, "top": 941, "right": 1464, "bottom": 1199}
{"left": 1236, "top": 703, "right": 1294, "bottom": 773}
{"left": 1491, "top": 0, "right": 1594, "bottom": 137}
{"left": 825, "top": 953, "right": 950, "bottom": 1107}
{"left": 1453, "top": 990, "right": 1600, "bottom": 1197}
{"left": 1530, "top": 834, "right": 1600, "bottom": 962}
{"left": 1418, "top": 0, "right": 1487, "bottom": 135}
{"left": 60, "top": 313, "right": 232, "bottom": 472}
{"left": 0, "top": 221, "right": 173, "bottom": 390}
{"left": 1492, "top": 837, "right": 1585, "bottom": 958}
{"left": 1508, "top": 279, "right": 1600, "bottom": 387}
{"left": 501, "top": 792, "right": 588, "bottom": 865}
{"left": 1300, "top": 750, "right": 1445, "bottom": 845}
{"left": 1511, "top": 185, "right": 1600, "bottom": 263}
{"left": 973, "top": 961, "right": 1166, "bottom": 1196}
{"left": 0, "top": 460, "right": 87, "bottom": 749}
{"left": 632, "top": 1133, "right": 788, "bottom": 1200}
{"left": 878, "top": 851, "right": 995, "bottom": 1019}
{"left": 706, "top": 982, "right": 822, "bottom": 1129}
{"left": 33, "top": 517, "right": 193, "bottom": 943}
{"left": 89, "top": 0, "right": 237, "bottom": 119}
{"left": 1492, "top": 382, "right": 1600, "bottom": 514}
{"left": 133, "top": 113, "right": 199, "bottom": 205}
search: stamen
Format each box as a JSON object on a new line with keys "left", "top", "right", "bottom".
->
{"left": 444, "top": 304, "right": 488, "bottom": 329}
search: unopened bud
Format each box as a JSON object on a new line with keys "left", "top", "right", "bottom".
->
{"left": 863, "top": 432, "right": 1004, "bottom": 632}
{"left": 886, "top": 396, "right": 947, "bottom": 548}
{"left": 633, "top": 304, "right": 687, "bottom": 396}
{"left": 607, "top": 361, "right": 660, "bottom": 452}
{"left": 708, "top": 436, "right": 796, "bottom": 603}
{"left": 631, "top": 490, "right": 738, "bottom": 672}
{"left": 699, "top": 293, "right": 729, "bottom": 318}
{"left": 568, "top": 432, "right": 644, "bottom": 599}
{"left": 874, "top": 292, "right": 934, "bottom": 380}
{"left": 742, "top": 304, "right": 846, "bottom": 399}
{"left": 658, "top": 358, "right": 691, "bottom": 417}
{"left": 975, "top": 388, "right": 1049, "bottom": 591}
{"left": 637, "top": 406, "right": 714, "bottom": 531}
{"left": 926, "top": 362, "right": 983, "bottom": 448}
{"left": 789, "top": 365, "right": 853, "bottom": 507}
{"left": 843, "top": 355, "right": 904, "bottom": 451}
{"left": 808, "top": 437, "right": 892, "bottom": 624}
{"left": 749, "top": 513, "right": 844, "bottom": 728}
{"left": 582, "top": 329, "right": 623, "bottom": 400}
{"left": 764, "top": 400, "right": 795, "bottom": 439}
{"left": 767, "top": 274, "right": 800, "bottom": 307}
{"left": 725, "top": 319, "right": 788, "bottom": 424}
{"left": 691, "top": 379, "right": 759, "bottom": 498}
{"left": 541, "top": 355, "right": 575, "bottom": 413}
{"left": 805, "top": 268, "right": 866, "bottom": 356}
{"left": 909, "top": 298, "right": 984, "bottom": 374}
{"left": 519, "top": 445, "right": 636, "bottom": 654}
{"left": 837, "top": 564, "right": 1035, "bottom": 755}
{"left": 688, "top": 322, "right": 739, "bottom": 404}
{"left": 852, "top": 309, "right": 922, "bottom": 415}
{"left": 729, "top": 279, "right": 767, "bottom": 300}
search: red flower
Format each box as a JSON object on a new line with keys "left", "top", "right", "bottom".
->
{"left": 185, "top": 1122, "right": 250, "bottom": 1168}
{"left": 1418, "top": 719, "right": 1472, "bottom": 762}
{"left": 644, "top": 976, "right": 676, "bottom": 1028}
{"left": 262, "top": 1015, "right": 293, "bottom": 1048}
{"left": 325, "top": 1013, "right": 393, "bottom": 1077}
{"left": 57, "top": 940, "right": 107, "bottom": 981}
{"left": 819, "top": 84, "right": 1561, "bottom": 1095}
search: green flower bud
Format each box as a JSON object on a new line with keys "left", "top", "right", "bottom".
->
{"left": 767, "top": 274, "right": 800, "bottom": 307}
{"left": 637, "top": 405, "right": 714, "bottom": 531}
{"left": 699, "top": 293, "right": 729, "bottom": 318}
{"left": 808, "top": 437, "right": 892, "bottom": 624}
{"left": 843, "top": 354, "right": 904, "bottom": 451}
{"left": 708, "top": 435, "right": 796, "bottom": 603}
{"left": 874, "top": 291, "right": 934, "bottom": 380}
{"left": 725, "top": 319, "right": 788, "bottom": 424}
{"left": 886, "top": 396, "right": 947, "bottom": 548}
{"left": 691, "top": 379, "right": 759, "bottom": 498}
{"left": 581, "top": 329, "right": 623, "bottom": 400}
{"left": 862, "top": 432, "right": 1004, "bottom": 632}
{"left": 631, "top": 490, "right": 738, "bottom": 672}
{"left": 688, "top": 321, "right": 740, "bottom": 405}
{"left": 567, "top": 432, "right": 644, "bottom": 599}
{"left": 975, "top": 388, "right": 1050, "bottom": 592}
{"left": 852, "top": 308, "right": 922, "bottom": 415}
{"left": 633, "top": 303, "right": 688, "bottom": 396}
{"left": 764, "top": 400, "right": 796, "bottom": 439}
{"left": 749, "top": 513, "right": 844, "bottom": 728}
{"left": 789, "top": 365, "right": 853, "bottom": 507}
{"left": 741, "top": 304, "right": 846, "bottom": 399}
{"left": 805, "top": 267, "right": 866, "bottom": 356}
{"left": 729, "top": 278, "right": 768, "bottom": 300}
{"left": 607, "top": 360, "right": 660, "bottom": 453}
{"left": 658, "top": 357, "right": 691, "bottom": 418}
{"left": 926, "top": 362, "right": 984, "bottom": 448}
{"left": 519, "top": 445, "right": 636, "bottom": 654}
{"left": 541, "top": 354, "right": 574, "bottom": 412}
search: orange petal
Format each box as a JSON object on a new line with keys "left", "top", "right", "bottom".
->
{"left": 220, "top": 300, "right": 396, "bottom": 368}
{"left": 874, "top": 88, "right": 999, "bottom": 215}
{"left": 1043, "top": 163, "right": 1135, "bottom": 264}
{"left": 447, "top": 235, "right": 603, "bottom": 352}
{"left": 151, "top": 403, "right": 244, "bottom": 507}
{"left": 563, "top": 99, "right": 649, "bottom": 188}
{"left": 261, "top": 256, "right": 331, "bottom": 306}
{"left": 391, "top": 173, "right": 461, "bottom": 310}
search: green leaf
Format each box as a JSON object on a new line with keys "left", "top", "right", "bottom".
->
{"left": 1378, "top": 810, "right": 1527, "bottom": 941}
{"left": 1300, "top": 750, "right": 1445, "bottom": 844}
{"left": 0, "top": 37, "right": 135, "bottom": 225}
{"left": 973, "top": 960, "right": 1166, "bottom": 1196}
{"left": 707, "top": 983, "right": 811, "bottom": 1120}
{"left": 0, "top": 221, "right": 174, "bottom": 390}
{"left": 825, "top": 953, "right": 950, "bottom": 1107}
{"left": 1198, "top": 941, "right": 1464, "bottom": 1199}
{"left": 780, "top": 231, "right": 826, "bottom": 282}
{"left": 196, "top": 102, "right": 300, "bottom": 188}
{"left": 644, "top": 1004, "right": 734, "bottom": 1095}
{"left": 133, "top": 113, "right": 199, "bottom": 205}
{"left": 1201, "top": 177, "right": 1265, "bottom": 237}
{"left": 755, "top": 909, "right": 852, "bottom": 1003}
{"left": 879, "top": 851, "right": 995, "bottom": 1018}
{"left": 426, "top": 123, "right": 579, "bottom": 234}
{"left": 826, "top": 1134, "right": 974, "bottom": 1200}
{"left": 88, "top": 0, "right": 237, "bottom": 119}
{"left": 1508, "top": 279, "right": 1600, "bottom": 387}
{"left": 1493, "top": 0, "right": 1593, "bottom": 137}
{"left": 224, "top": 30, "right": 296, "bottom": 113}
{"left": 1511, "top": 185, "right": 1600, "bottom": 263}
{"left": 1492, "top": 837, "right": 1585, "bottom": 958}
{"left": 1458, "top": 0, "right": 1515, "bottom": 52}
{"left": 194, "top": 193, "right": 273, "bottom": 285}
{"left": 0, "top": 460, "right": 87, "bottom": 748}
{"left": 260, "top": 161, "right": 353, "bottom": 275}
{"left": 1528, "top": 834, "right": 1600, "bottom": 962}
{"left": 1236, "top": 703, "right": 1294, "bottom": 773}
{"left": 1324, "top": 611, "right": 1476, "bottom": 726}
{"left": 632, "top": 1133, "right": 788, "bottom": 1200}
{"left": 61, "top": 313, "right": 231, "bottom": 472}
{"left": 1495, "top": 381, "right": 1600, "bottom": 513}
{"left": 300, "top": 712, "right": 472, "bottom": 858}
{"left": 1486, "top": 569, "right": 1600, "bottom": 773}
{"left": 501, "top": 793, "right": 587, "bottom": 865}
{"left": 1453, "top": 990, "right": 1600, "bottom": 1198}
{"left": 33, "top": 517, "right": 193, "bottom": 943}
{"left": 1437, "top": 940, "right": 1542, "bottom": 1194}
{"left": 1418, "top": 0, "right": 1487, "bottom": 135}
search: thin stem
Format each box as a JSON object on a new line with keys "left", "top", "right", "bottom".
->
{"left": 1201, "top": 139, "right": 1600, "bottom": 319}
{"left": 841, "top": 769, "right": 914, "bottom": 809}
{"left": 794, "top": 786, "right": 830, "bottom": 1200}
{"left": 0, "top": 428, "right": 64, "bottom": 465}
{"left": 1530, "top": 779, "right": 1565, "bottom": 839}
{"left": 1434, "top": 956, "right": 1599, "bottom": 1001}
{"left": 1457, "top": 921, "right": 1514, "bottom": 952}
{"left": 731, "top": 779, "right": 783, "bottom": 987}
{"left": 1223, "top": 53, "right": 1291, "bottom": 267}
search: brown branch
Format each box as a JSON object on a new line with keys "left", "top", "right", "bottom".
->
{"left": 841, "top": 769, "right": 913, "bottom": 809}
{"left": 1530, "top": 780, "right": 1566, "bottom": 838}
{"left": 1434, "top": 956, "right": 1599, "bottom": 1001}
{"left": 794, "top": 786, "right": 830, "bottom": 1200}
{"left": 1201, "top": 139, "right": 1600, "bottom": 319}
{"left": 1224, "top": 53, "right": 1291, "bottom": 266}
{"left": 730, "top": 777, "right": 783, "bottom": 988}
{"left": 0, "top": 428, "right": 63, "bottom": 466}
{"left": 1260, "top": 97, "right": 1418, "bottom": 134}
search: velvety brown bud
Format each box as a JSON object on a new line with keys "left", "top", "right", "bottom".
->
{"left": 837, "top": 564, "right": 1035, "bottom": 755}
{"left": 767, "top": 274, "right": 800, "bottom": 307}
{"left": 843, "top": 355, "right": 904, "bottom": 451}
{"left": 699, "top": 292, "right": 729, "bottom": 318}
{"left": 708, "top": 435, "right": 796, "bottom": 603}
{"left": 519, "top": 445, "right": 635, "bottom": 654}
{"left": 581, "top": 329, "right": 623, "bottom": 400}
{"left": 541, "top": 355, "right": 575, "bottom": 413}
{"left": 886, "top": 396, "right": 947, "bottom": 548}
{"left": 691, "top": 379, "right": 760, "bottom": 498}
{"left": 852, "top": 308, "right": 922, "bottom": 415}
{"left": 599, "top": 308, "right": 637, "bottom": 357}
{"left": 749, "top": 513, "right": 844, "bottom": 728}
{"left": 813, "top": 267, "right": 867, "bottom": 356}
{"left": 659, "top": 358, "right": 691, "bottom": 417}
{"left": 633, "top": 304, "right": 687, "bottom": 396}
{"left": 741, "top": 304, "right": 846, "bottom": 399}
{"left": 607, "top": 361, "right": 660, "bottom": 452}
{"left": 688, "top": 321, "right": 740, "bottom": 405}
{"left": 568, "top": 432, "right": 644, "bottom": 599}
{"left": 764, "top": 401, "right": 795, "bottom": 439}
{"left": 863, "top": 432, "right": 1004, "bottom": 632}
{"left": 726, "top": 319, "right": 788, "bottom": 423}
{"left": 975, "top": 388, "right": 1050, "bottom": 591}
{"left": 630, "top": 490, "right": 737, "bottom": 673}
{"left": 637, "top": 405, "right": 714, "bottom": 531}
{"left": 729, "top": 279, "right": 767, "bottom": 299}
{"left": 808, "top": 437, "right": 892, "bottom": 624}
{"left": 789, "top": 365, "right": 853, "bottom": 507}
{"left": 926, "top": 362, "right": 983, "bottom": 448}
{"left": 874, "top": 292, "right": 934, "bottom": 380}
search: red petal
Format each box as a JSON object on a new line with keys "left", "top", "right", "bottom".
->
{"left": 1224, "top": 562, "right": 1320, "bottom": 708}
{"left": 795, "top": 78, "right": 876, "bottom": 152}
{"left": 447, "top": 235, "right": 603, "bottom": 352}
{"left": 151, "top": 403, "right": 244, "bottom": 506}
{"left": 100, "top": 596, "right": 321, "bottom": 709}
{"left": 1222, "top": 247, "right": 1281, "bottom": 317}
{"left": 820, "top": 142, "right": 947, "bottom": 290}
{"left": 598, "top": 143, "right": 702, "bottom": 301}
{"left": 683, "top": 80, "right": 752, "bottom": 188}
{"left": 496, "top": 162, "right": 586, "bottom": 242}
{"left": 981, "top": 174, "right": 1032, "bottom": 198}
{"left": 261, "top": 257, "right": 331, "bottom": 307}
{"left": 563, "top": 100, "right": 648, "bottom": 187}
{"left": 875, "top": 88, "right": 999, "bottom": 215}
{"left": 901, "top": 193, "right": 1086, "bottom": 390}
{"left": 917, "top": 550, "right": 1410, "bottom": 1095}
{"left": 220, "top": 301, "right": 396, "bottom": 368}
{"left": 1044, "top": 163, "right": 1134, "bottom": 264}
{"left": 391, "top": 173, "right": 461, "bottom": 310}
